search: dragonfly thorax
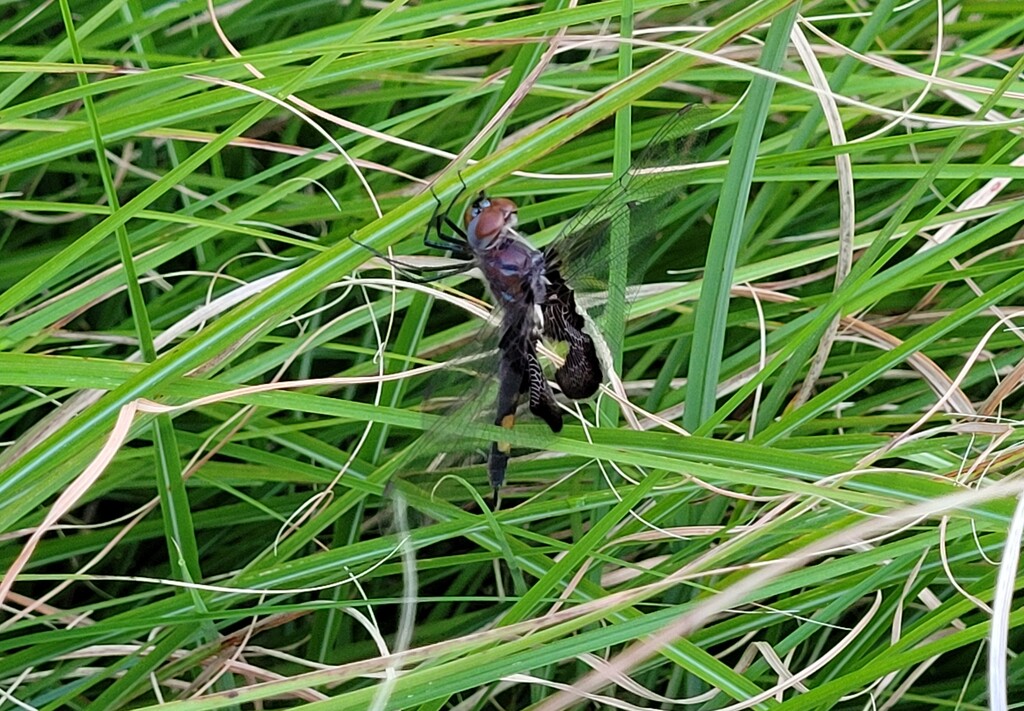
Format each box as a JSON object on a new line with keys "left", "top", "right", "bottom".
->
{"left": 462, "top": 194, "right": 548, "bottom": 306}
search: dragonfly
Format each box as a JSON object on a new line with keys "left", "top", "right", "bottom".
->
{"left": 422, "top": 189, "right": 604, "bottom": 496}
{"left": 357, "top": 106, "right": 708, "bottom": 502}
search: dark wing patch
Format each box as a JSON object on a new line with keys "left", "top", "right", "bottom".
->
{"left": 541, "top": 261, "right": 602, "bottom": 400}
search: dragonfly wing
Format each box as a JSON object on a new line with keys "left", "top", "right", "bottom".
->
{"left": 540, "top": 261, "right": 601, "bottom": 399}
{"left": 547, "top": 105, "right": 712, "bottom": 326}
{"left": 406, "top": 297, "right": 563, "bottom": 492}
{"left": 406, "top": 317, "right": 503, "bottom": 469}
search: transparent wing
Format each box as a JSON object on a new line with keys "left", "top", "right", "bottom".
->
{"left": 398, "top": 314, "right": 531, "bottom": 490}
{"left": 402, "top": 301, "right": 566, "bottom": 496}
{"left": 406, "top": 317, "right": 504, "bottom": 477}
{"left": 546, "top": 105, "right": 714, "bottom": 325}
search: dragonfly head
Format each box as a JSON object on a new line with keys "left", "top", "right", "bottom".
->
{"left": 464, "top": 194, "right": 518, "bottom": 250}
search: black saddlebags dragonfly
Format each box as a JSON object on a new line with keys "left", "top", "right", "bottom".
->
{"left": 425, "top": 190, "right": 604, "bottom": 495}
{"left": 358, "top": 106, "right": 708, "bottom": 502}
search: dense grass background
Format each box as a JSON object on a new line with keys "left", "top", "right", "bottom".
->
{"left": 3, "top": 0, "right": 1024, "bottom": 708}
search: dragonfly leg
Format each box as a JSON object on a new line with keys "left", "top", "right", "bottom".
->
{"left": 444, "top": 174, "right": 468, "bottom": 221}
{"left": 425, "top": 181, "right": 471, "bottom": 255}
{"left": 397, "top": 262, "right": 475, "bottom": 284}
{"left": 428, "top": 174, "right": 468, "bottom": 223}
{"left": 424, "top": 216, "right": 472, "bottom": 255}
{"left": 347, "top": 235, "right": 473, "bottom": 283}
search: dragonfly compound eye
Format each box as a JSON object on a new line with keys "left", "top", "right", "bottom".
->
{"left": 465, "top": 198, "right": 519, "bottom": 246}
{"left": 466, "top": 196, "right": 490, "bottom": 222}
